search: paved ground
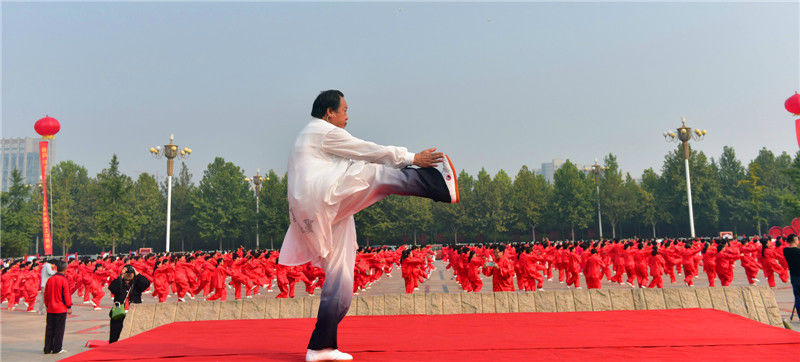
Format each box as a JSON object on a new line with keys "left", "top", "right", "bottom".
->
{"left": 2, "top": 260, "right": 797, "bottom": 361}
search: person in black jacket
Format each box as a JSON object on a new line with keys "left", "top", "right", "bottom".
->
{"left": 783, "top": 234, "right": 800, "bottom": 321}
{"left": 108, "top": 265, "right": 151, "bottom": 343}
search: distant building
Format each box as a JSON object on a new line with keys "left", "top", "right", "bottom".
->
{"left": 536, "top": 159, "right": 563, "bottom": 184}
{"left": 535, "top": 159, "right": 585, "bottom": 184}
{"left": 1, "top": 137, "right": 56, "bottom": 192}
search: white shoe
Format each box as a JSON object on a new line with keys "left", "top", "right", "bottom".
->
{"left": 267, "top": 289, "right": 273, "bottom": 292}
{"left": 83, "top": 301, "right": 92, "bottom": 304}
{"left": 93, "top": 307, "right": 102, "bottom": 311}
{"left": 143, "top": 290, "right": 152, "bottom": 294}
{"left": 246, "top": 295, "right": 253, "bottom": 299}
{"left": 178, "top": 298, "right": 185, "bottom": 302}
{"left": 306, "top": 349, "right": 353, "bottom": 361}
{"left": 57, "top": 350, "right": 67, "bottom": 354}
{"left": 438, "top": 154, "right": 460, "bottom": 203}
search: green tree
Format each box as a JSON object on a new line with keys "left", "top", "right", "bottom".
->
{"left": 431, "top": 170, "right": 475, "bottom": 243}
{"left": 92, "top": 155, "right": 136, "bottom": 254}
{"left": 1, "top": 169, "right": 37, "bottom": 256}
{"left": 50, "top": 161, "right": 92, "bottom": 255}
{"left": 658, "top": 146, "right": 720, "bottom": 237}
{"left": 599, "top": 154, "right": 625, "bottom": 238}
{"left": 471, "top": 168, "right": 514, "bottom": 242}
{"left": 169, "top": 162, "right": 197, "bottom": 251}
{"left": 618, "top": 173, "right": 644, "bottom": 237}
{"left": 784, "top": 151, "right": 800, "bottom": 217}
{"left": 511, "top": 166, "right": 550, "bottom": 241}
{"left": 259, "top": 170, "right": 289, "bottom": 250}
{"left": 392, "top": 195, "right": 433, "bottom": 245}
{"left": 132, "top": 173, "right": 166, "bottom": 249}
{"left": 640, "top": 168, "right": 669, "bottom": 238}
{"left": 750, "top": 148, "right": 793, "bottom": 228}
{"left": 739, "top": 163, "right": 766, "bottom": 235}
{"left": 717, "top": 146, "right": 748, "bottom": 234}
{"left": 192, "top": 157, "right": 251, "bottom": 251}
{"left": 552, "top": 161, "right": 592, "bottom": 241}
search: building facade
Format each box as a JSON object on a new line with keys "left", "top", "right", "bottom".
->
{"left": 535, "top": 159, "right": 589, "bottom": 184}
{"left": 1, "top": 137, "right": 56, "bottom": 192}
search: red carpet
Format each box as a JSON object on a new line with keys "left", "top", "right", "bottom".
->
{"left": 64, "top": 309, "right": 800, "bottom": 361}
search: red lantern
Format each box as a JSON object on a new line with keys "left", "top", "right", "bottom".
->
{"left": 34, "top": 115, "right": 61, "bottom": 139}
{"left": 786, "top": 92, "right": 800, "bottom": 115}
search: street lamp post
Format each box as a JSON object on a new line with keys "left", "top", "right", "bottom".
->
{"left": 585, "top": 159, "right": 607, "bottom": 240}
{"left": 149, "top": 134, "right": 191, "bottom": 253}
{"left": 664, "top": 117, "right": 707, "bottom": 238}
{"left": 245, "top": 170, "right": 268, "bottom": 250}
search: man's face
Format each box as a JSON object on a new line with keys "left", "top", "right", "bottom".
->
{"left": 326, "top": 97, "right": 349, "bottom": 128}
{"left": 123, "top": 272, "right": 134, "bottom": 281}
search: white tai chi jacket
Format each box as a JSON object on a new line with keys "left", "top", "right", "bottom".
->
{"left": 278, "top": 118, "right": 415, "bottom": 267}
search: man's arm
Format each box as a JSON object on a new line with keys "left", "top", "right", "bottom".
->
{"left": 321, "top": 127, "right": 415, "bottom": 168}
{"left": 61, "top": 277, "right": 72, "bottom": 314}
{"left": 135, "top": 274, "right": 151, "bottom": 291}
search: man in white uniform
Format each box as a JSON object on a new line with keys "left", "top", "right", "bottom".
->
{"left": 279, "top": 90, "right": 459, "bottom": 362}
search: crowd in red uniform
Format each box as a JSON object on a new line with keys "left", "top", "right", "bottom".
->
{"left": 442, "top": 237, "right": 792, "bottom": 292}
{"left": 1, "top": 246, "right": 419, "bottom": 310}
{"left": 2, "top": 236, "right": 792, "bottom": 311}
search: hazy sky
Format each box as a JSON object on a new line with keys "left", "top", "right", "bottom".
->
{"left": 3, "top": 2, "right": 798, "bottom": 182}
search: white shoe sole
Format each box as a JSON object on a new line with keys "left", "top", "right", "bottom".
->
{"left": 441, "top": 154, "right": 459, "bottom": 203}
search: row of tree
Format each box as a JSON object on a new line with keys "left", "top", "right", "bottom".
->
{"left": 2, "top": 146, "right": 799, "bottom": 257}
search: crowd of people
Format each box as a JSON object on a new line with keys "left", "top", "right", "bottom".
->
{"left": 443, "top": 236, "right": 796, "bottom": 292}
{"left": 1, "top": 246, "right": 417, "bottom": 311}
{"left": 1, "top": 236, "right": 797, "bottom": 312}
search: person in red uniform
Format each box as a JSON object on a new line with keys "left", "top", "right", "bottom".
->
{"left": 193, "top": 256, "right": 216, "bottom": 297}
{"left": 152, "top": 260, "right": 173, "bottom": 303}
{"left": 677, "top": 241, "right": 702, "bottom": 286}
{"left": 584, "top": 249, "right": 606, "bottom": 289}
{"left": 229, "top": 255, "right": 253, "bottom": 300}
{"left": 400, "top": 249, "right": 424, "bottom": 294}
{"left": 565, "top": 247, "right": 582, "bottom": 289}
{"left": 22, "top": 264, "right": 41, "bottom": 312}
{"left": 483, "top": 248, "right": 515, "bottom": 292}
{"left": 206, "top": 258, "right": 229, "bottom": 301}
{"left": 647, "top": 247, "right": 666, "bottom": 289}
{"left": 173, "top": 255, "right": 195, "bottom": 301}
{"left": 43, "top": 260, "right": 72, "bottom": 354}
{"left": 275, "top": 263, "right": 292, "bottom": 298}
{"left": 465, "top": 250, "right": 485, "bottom": 292}
{"left": 740, "top": 239, "right": 762, "bottom": 285}
{"left": 701, "top": 242, "right": 718, "bottom": 287}
{"left": 633, "top": 244, "right": 649, "bottom": 288}
{"left": 89, "top": 264, "right": 109, "bottom": 309}
{"left": 715, "top": 243, "right": 739, "bottom": 286}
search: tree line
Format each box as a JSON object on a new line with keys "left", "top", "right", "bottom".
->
{"left": 2, "top": 146, "right": 799, "bottom": 257}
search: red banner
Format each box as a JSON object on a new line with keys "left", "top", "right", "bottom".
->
{"left": 40, "top": 141, "right": 53, "bottom": 255}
